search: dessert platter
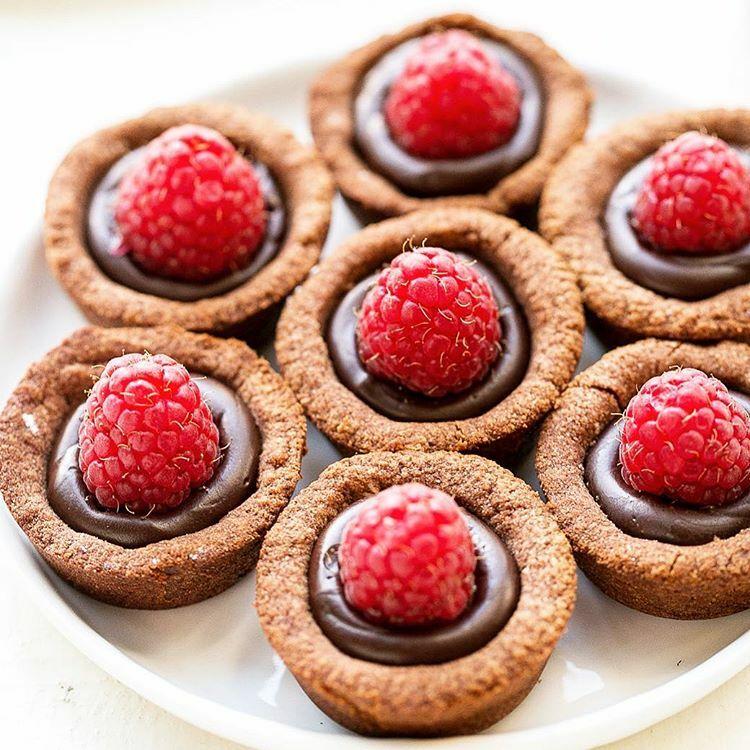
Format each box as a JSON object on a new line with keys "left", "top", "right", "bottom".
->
{"left": 3, "top": 12, "right": 750, "bottom": 749}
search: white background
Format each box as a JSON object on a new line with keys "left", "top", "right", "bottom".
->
{"left": 1, "top": 0, "right": 750, "bottom": 748}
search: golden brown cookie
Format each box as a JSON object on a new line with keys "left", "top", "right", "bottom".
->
{"left": 256, "top": 450, "right": 576, "bottom": 736}
{"left": 45, "top": 103, "right": 333, "bottom": 338}
{"left": 276, "top": 207, "right": 584, "bottom": 457}
{"left": 540, "top": 108, "right": 750, "bottom": 342}
{"left": 537, "top": 338, "right": 750, "bottom": 619}
{"left": 0, "top": 326, "right": 306, "bottom": 608}
{"left": 310, "top": 13, "right": 591, "bottom": 217}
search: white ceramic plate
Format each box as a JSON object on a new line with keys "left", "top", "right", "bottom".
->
{"left": 2, "top": 59, "right": 750, "bottom": 750}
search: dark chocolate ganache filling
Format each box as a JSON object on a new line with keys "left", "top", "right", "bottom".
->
{"left": 47, "top": 375, "right": 261, "bottom": 548}
{"left": 604, "top": 147, "right": 750, "bottom": 300}
{"left": 585, "top": 391, "right": 750, "bottom": 546}
{"left": 309, "top": 499, "right": 520, "bottom": 666}
{"left": 354, "top": 36, "right": 544, "bottom": 196}
{"left": 87, "top": 146, "right": 287, "bottom": 302}
{"left": 326, "top": 253, "right": 530, "bottom": 422}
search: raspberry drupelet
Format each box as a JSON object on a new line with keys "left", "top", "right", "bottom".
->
{"left": 356, "top": 246, "right": 501, "bottom": 397}
{"left": 631, "top": 131, "right": 750, "bottom": 255}
{"left": 115, "top": 124, "right": 267, "bottom": 282}
{"left": 619, "top": 368, "right": 750, "bottom": 507}
{"left": 78, "top": 352, "right": 220, "bottom": 513}
{"left": 338, "top": 483, "right": 477, "bottom": 626}
{"left": 384, "top": 29, "right": 521, "bottom": 160}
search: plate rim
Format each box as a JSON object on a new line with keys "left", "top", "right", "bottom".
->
{"left": 6, "top": 505, "right": 750, "bottom": 750}
{"left": 4, "top": 57, "right": 750, "bottom": 750}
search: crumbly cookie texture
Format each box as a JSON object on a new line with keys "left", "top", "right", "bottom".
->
{"left": 0, "top": 325, "right": 306, "bottom": 609}
{"left": 309, "top": 12, "right": 591, "bottom": 217}
{"left": 45, "top": 103, "right": 333, "bottom": 335}
{"left": 540, "top": 108, "right": 750, "bottom": 342}
{"left": 256, "top": 450, "right": 576, "bottom": 736}
{"left": 537, "top": 338, "right": 750, "bottom": 619}
{"left": 276, "top": 207, "right": 584, "bottom": 457}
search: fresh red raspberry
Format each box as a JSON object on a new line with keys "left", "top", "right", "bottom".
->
{"left": 356, "top": 247, "right": 501, "bottom": 397}
{"left": 384, "top": 29, "right": 521, "bottom": 159}
{"left": 338, "top": 483, "right": 476, "bottom": 625}
{"left": 78, "top": 352, "right": 220, "bottom": 513}
{"left": 631, "top": 131, "right": 750, "bottom": 254}
{"left": 115, "top": 124, "right": 267, "bottom": 281}
{"left": 619, "top": 368, "right": 750, "bottom": 507}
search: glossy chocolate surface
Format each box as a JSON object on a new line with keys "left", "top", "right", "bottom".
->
{"left": 309, "top": 500, "right": 520, "bottom": 665}
{"left": 604, "top": 148, "right": 750, "bottom": 300}
{"left": 87, "top": 147, "right": 286, "bottom": 302}
{"left": 47, "top": 375, "right": 260, "bottom": 548}
{"left": 326, "top": 253, "right": 530, "bottom": 422}
{"left": 585, "top": 391, "right": 750, "bottom": 546}
{"left": 354, "top": 36, "right": 544, "bottom": 196}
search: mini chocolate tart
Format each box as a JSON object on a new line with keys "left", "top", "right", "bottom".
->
{"left": 45, "top": 103, "right": 333, "bottom": 337}
{"left": 310, "top": 13, "right": 591, "bottom": 217}
{"left": 0, "top": 326, "right": 306, "bottom": 609}
{"left": 540, "top": 108, "right": 750, "bottom": 342}
{"left": 537, "top": 338, "right": 750, "bottom": 619}
{"left": 276, "top": 208, "right": 584, "bottom": 456}
{"left": 256, "top": 451, "right": 576, "bottom": 736}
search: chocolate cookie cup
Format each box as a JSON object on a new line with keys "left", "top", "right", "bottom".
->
{"left": 310, "top": 13, "right": 591, "bottom": 218}
{"left": 256, "top": 451, "right": 576, "bottom": 736}
{"left": 45, "top": 103, "right": 333, "bottom": 338}
{"left": 540, "top": 109, "right": 750, "bottom": 343}
{"left": 276, "top": 208, "right": 584, "bottom": 457}
{"left": 0, "top": 326, "right": 306, "bottom": 609}
{"left": 536, "top": 338, "right": 750, "bottom": 619}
